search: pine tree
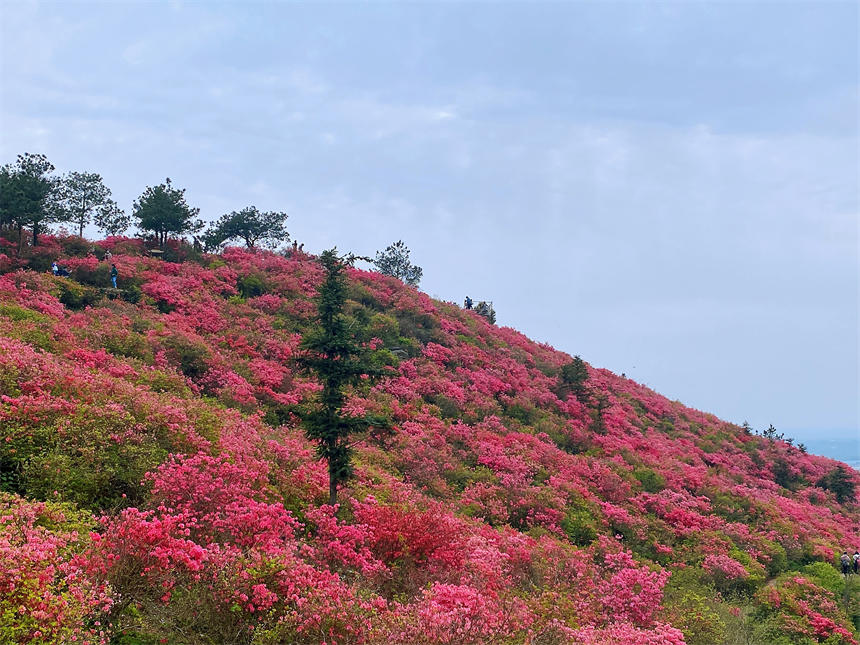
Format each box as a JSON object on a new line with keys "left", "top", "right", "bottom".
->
{"left": 133, "top": 178, "right": 201, "bottom": 247}
{"left": 560, "top": 355, "right": 589, "bottom": 401}
{"left": 297, "top": 249, "right": 388, "bottom": 506}
{"left": 373, "top": 240, "right": 423, "bottom": 286}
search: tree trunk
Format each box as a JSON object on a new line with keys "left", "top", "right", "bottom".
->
{"left": 32, "top": 222, "right": 39, "bottom": 247}
{"left": 329, "top": 467, "right": 338, "bottom": 507}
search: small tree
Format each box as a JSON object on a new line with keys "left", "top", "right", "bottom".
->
{"left": 374, "top": 240, "right": 423, "bottom": 286}
{"left": 560, "top": 356, "right": 589, "bottom": 401}
{"left": 205, "top": 206, "right": 289, "bottom": 250}
{"left": 297, "top": 249, "right": 388, "bottom": 506}
{"left": 474, "top": 300, "right": 496, "bottom": 324}
{"left": 57, "top": 171, "right": 114, "bottom": 237}
{"left": 93, "top": 199, "right": 131, "bottom": 237}
{"left": 133, "top": 178, "right": 201, "bottom": 247}
{"left": 0, "top": 153, "right": 59, "bottom": 248}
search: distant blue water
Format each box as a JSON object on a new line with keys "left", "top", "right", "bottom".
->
{"left": 800, "top": 437, "right": 860, "bottom": 470}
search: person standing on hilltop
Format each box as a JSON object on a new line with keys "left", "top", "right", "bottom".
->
{"left": 110, "top": 263, "right": 118, "bottom": 289}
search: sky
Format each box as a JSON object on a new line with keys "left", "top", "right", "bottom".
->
{"left": 1, "top": 1, "right": 857, "bottom": 449}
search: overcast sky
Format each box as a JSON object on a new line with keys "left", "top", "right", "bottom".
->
{"left": 1, "top": 1, "right": 857, "bottom": 446}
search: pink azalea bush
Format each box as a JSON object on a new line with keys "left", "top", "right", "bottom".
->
{"left": 0, "top": 236, "right": 858, "bottom": 643}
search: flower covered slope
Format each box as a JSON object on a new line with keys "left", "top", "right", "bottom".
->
{"left": 1, "top": 238, "right": 858, "bottom": 645}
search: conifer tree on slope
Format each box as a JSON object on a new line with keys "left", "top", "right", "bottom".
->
{"left": 298, "top": 249, "right": 387, "bottom": 506}
{"left": 133, "top": 178, "right": 201, "bottom": 247}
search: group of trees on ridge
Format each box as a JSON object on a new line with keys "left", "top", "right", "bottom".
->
{"left": 0, "top": 152, "right": 433, "bottom": 289}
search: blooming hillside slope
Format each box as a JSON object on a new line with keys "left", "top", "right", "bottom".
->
{"left": 1, "top": 237, "right": 858, "bottom": 645}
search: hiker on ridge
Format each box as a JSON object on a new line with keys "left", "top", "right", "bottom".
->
{"left": 841, "top": 551, "right": 851, "bottom": 575}
{"left": 110, "top": 263, "right": 118, "bottom": 289}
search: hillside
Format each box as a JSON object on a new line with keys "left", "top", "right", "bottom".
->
{"left": 1, "top": 235, "right": 858, "bottom": 645}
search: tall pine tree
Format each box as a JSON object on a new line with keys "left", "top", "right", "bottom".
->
{"left": 298, "top": 249, "right": 387, "bottom": 506}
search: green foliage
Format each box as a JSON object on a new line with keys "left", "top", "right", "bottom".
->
{"left": 56, "top": 278, "right": 102, "bottom": 310}
{"left": 373, "top": 239, "right": 423, "bottom": 286}
{"left": 394, "top": 308, "right": 441, "bottom": 346}
{"left": 772, "top": 457, "right": 805, "bottom": 491}
{"left": 0, "top": 152, "right": 59, "bottom": 247}
{"left": 133, "top": 177, "right": 202, "bottom": 247}
{"left": 666, "top": 590, "right": 727, "bottom": 645}
{"left": 297, "top": 248, "right": 389, "bottom": 506}
{"left": 0, "top": 303, "right": 49, "bottom": 323}
{"left": 425, "top": 393, "right": 462, "bottom": 420}
{"left": 93, "top": 199, "right": 130, "bottom": 236}
{"left": 4, "top": 406, "right": 167, "bottom": 511}
{"left": 121, "top": 284, "right": 143, "bottom": 304}
{"left": 474, "top": 300, "right": 496, "bottom": 324}
{"left": 162, "top": 334, "right": 210, "bottom": 379}
{"left": 801, "top": 561, "right": 844, "bottom": 596}
{"left": 56, "top": 170, "right": 114, "bottom": 237}
{"left": 633, "top": 466, "right": 666, "bottom": 493}
{"left": 557, "top": 356, "right": 589, "bottom": 401}
{"left": 561, "top": 497, "right": 598, "bottom": 546}
{"left": 238, "top": 273, "right": 267, "bottom": 298}
{"left": 816, "top": 465, "right": 856, "bottom": 504}
{"left": 71, "top": 260, "right": 112, "bottom": 287}
{"left": 205, "top": 205, "right": 290, "bottom": 250}
{"left": 59, "top": 235, "right": 94, "bottom": 257}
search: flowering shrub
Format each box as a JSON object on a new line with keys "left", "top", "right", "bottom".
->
{"left": 0, "top": 494, "right": 112, "bottom": 644}
{"left": 1, "top": 239, "right": 858, "bottom": 642}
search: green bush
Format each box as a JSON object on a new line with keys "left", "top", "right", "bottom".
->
{"left": 0, "top": 303, "right": 49, "bottom": 323}
{"left": 71, "top": 261, "right": 111, "bottom": 287}
{"left": 162, "top": 334, "right": 210, "bottom": 379}
{"left": 801, "top": 561, "right": 844, "bottom": 595}
{"left": 561, "top": 497, "right": 598, "bottom": 546}
{"left": 665, "top": 590, "right": 726, "bottom": 645}
{"left": 121, "top": 284, "right": 143, "bottom": 304}
{"left": 59, "top": 236, "right": 93, "bottom": 257}
{"left": 238, "top": 274, "right": 266, "bottom": 298}
{"left": 633, "top": 466, "right": 666, "bottom": 493}
{"left": 20, "top": 406, "right": 167, "bottom": 511}
{"left": 56, "top": 278, "right": 102, "bottom": 310}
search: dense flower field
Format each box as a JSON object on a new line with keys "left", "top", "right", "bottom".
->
{"left": 1, "top": 236, "right": 858, "bottom": 644}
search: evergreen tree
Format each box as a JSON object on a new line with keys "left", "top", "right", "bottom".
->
{"left": 205, "top": 206, "right": 289, "bottom": 250}
{"left": 0, "top": 153, "right": 59, "bottom": 248}
{"left": 133, "top": 178, "right": 201, "bottom": 247}
{"left": 373, "top": 240, "right": 423, "bottom": 286}
{"left": 297, "top": 249, "right": 388, "bottom": 506}
{"left": 57, "top": 171, "right": 114, "bottom": 237}
{"left": 93, "top": 199, "right": 131, "bottom": 237}
{"left": 560, "top": 355, "right": 589, "bottom": 401}
{"left": 474, "top": 300, "right": 496, "bottom": 324}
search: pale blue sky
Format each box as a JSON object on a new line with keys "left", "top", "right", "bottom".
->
{"left": 1, "top": 1, "right": 857, "bottom": 446}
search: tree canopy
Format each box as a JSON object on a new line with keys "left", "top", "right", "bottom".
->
{"left": 57, "top": 171, "right": 115, "bottom": 237}
{"left": 204, "top": 206, "right": 289, "bottom": 250}
{"left": 133, "top": 178, "right": 201, "bottom": 247}
{"left": 93, "top": 200, "right": 131, "bottom": 237}
{"left": 373, "top": 240, "right": 423, "bottom": 286}
{"left": 0, "top": 153, "right": 59, "bottom": 247}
